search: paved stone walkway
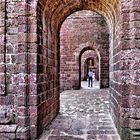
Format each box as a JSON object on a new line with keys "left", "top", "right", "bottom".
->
{"left": 81, "top": 81, "right": 100, "bottom": 90}
{"left": 38, "top": 89, "right": 121, "bottom": 140}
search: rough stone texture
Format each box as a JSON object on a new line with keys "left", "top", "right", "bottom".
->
{"left": 109, "top": 0, "right": 140, "bottom": 139}
{"left": 0, "top": 0, "right": 139, "bottom": 139}
{"left": 60, "top": 11, "right": 109, "bottom": 91}
{"left": 0, "top": 0, "right": 6, "bottom": 96}
{"left": 38, "top": 88, "right": 120, "bottom": 140}
{"left": 0, "top": 124, "right": 17, "bottom": 140}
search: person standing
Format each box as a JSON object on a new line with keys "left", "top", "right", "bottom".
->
{"left": 88, "top": 69, "right": 93, "bottom": 87}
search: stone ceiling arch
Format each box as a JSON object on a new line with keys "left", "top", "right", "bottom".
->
{"left": 74, "top": 45, "right": 100, "bottom": 62}
{"left": 37, "top": 0, "right": 119, "bottom": 34}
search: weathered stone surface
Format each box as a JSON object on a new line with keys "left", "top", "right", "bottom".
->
{"left": 16, "top": 126, "right": 30, "bottom": 140}
{"left": 0, "top": 118, "right": 11, "bottom": 125}
{"left": 0, "top": 124, "right": 17, "bottom": 133}
{"left": 38, "top": 88, "right": 120, "bottom": 140}
{"left": 60, "top": 11, "right": 109, "bottom": 91}
{"left": 0, "top": 0, "right": 139, "bottom": 139}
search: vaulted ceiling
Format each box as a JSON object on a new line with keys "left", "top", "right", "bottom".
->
{"left": 37, "top": 0, "right": 119, "bottom": 32}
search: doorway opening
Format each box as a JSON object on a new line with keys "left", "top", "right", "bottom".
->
{"left": 80, "top": 50, "right": 100, "bottom": 89}
{"left": 60, "top": 10, "right": 109, "bottom": 92}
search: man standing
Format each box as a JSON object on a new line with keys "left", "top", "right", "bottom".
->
{"left": 88, "top": 69, "right": 93, "bottom": 87}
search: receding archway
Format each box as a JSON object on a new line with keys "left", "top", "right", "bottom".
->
{"left": 80, "top": 50, "right": 100, "bottom": 89}
{"left": 78, "top": 44, "right": 109, "bottom": 89}
{"left": 2, "top": 0, "right": 140, "bottom": 139}
{"left": 82, "top": 57, "right": 97, "bottom": 81}
{"left": 0, "top": 0, "right": 140, "bottom": 139}
{"left": 19, "top": 1, "right": 119, "bottom": 138}
{"left": 60, "top": 10, "right": 109, "bottom": 91}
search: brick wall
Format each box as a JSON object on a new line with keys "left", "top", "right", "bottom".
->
{"left": 0, "top": 0, "right": 139, "bottom": 139}
{"left": 0, "top": 0, "right": 20, "bottom": 139}
{"left": 60, "top": 11, "right": 109, "bottom": 91}
{"left": 81, "top": 50, "right": 99, "bottom": 81}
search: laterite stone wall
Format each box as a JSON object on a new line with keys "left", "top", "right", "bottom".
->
{"left": 60, "top": 11, "right": 109, "bottom": 91}
{"left": 0, "top": 0, "right": 140, "bottom": 139}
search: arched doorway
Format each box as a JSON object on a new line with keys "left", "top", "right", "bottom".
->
{"left": 80, "top": 50, "right": 99, "bottom": 82}
{"left": 1, "top": 0, "right": 140, "bottom": 140}
{"left": 79, "top": 48, "right": 100, "bottom": 89}
{"left": 60, "top": 10, "right": 109, "bottom": 91}
{"left": 82, "top": 57, "right": 96, "bottom": 81}
{"left": 17, "top": 1, "right": 120, "bottom": 138}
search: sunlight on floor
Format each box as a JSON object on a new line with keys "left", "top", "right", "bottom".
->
{"left": 81, "top": 81, "right": 100, "bottom": 90}
{"left": 38, "top": 89, "right": 121, "bottom": 140}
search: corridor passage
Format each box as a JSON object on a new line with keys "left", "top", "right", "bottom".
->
{"left": 81, "top": 81, "right": 100, "bottom": 90}
{"left": 38, "top": 89, "right": 121, "bottom": 140}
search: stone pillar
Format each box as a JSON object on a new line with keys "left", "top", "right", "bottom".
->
{"left": 60, "top": 11, "right": 109, "bottom": 91}
{"left": 0, "top": 0, "right": 21, "bottom": 139}
{"left": 110, "top": 0, "right": 140, "bottom": 139}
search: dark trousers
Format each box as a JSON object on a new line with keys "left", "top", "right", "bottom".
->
{"left": 88, "top": 77, "right": 93, "bottom": 87}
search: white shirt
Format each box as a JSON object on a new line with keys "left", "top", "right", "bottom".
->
{"left": 88, "top": 71, "right": 93, "bottom": 77}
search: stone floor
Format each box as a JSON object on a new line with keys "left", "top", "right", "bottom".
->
{"left": 38, "top": 88, "right": 121, "bottom": 140}
{"left": 81, "top": 81, "right": 100, "bottom": 89}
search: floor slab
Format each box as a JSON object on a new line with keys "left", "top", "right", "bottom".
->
{"left": 38, "top": 89, "right": 121, "bottom": 140}
{"left": 81, "top": 81, "right": 100, "bottom": 89}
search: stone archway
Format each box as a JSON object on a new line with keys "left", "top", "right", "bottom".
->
{"left": 78, "top": 45, "right": 109, "bottom": 89}
{"left": 82, "top": 55, "right": 99, "bottom": 81}
{"left": 60, "top": 10, "right": 109, "bottom": 91}
{"left": 0, "top": 0, "right": 140, "bottom": 139}
{"left": 82, "top": 57, "right": 96, "bottom": 81}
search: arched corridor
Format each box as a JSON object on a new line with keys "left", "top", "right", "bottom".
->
{"left": 0, "top": 0, "right": 140, "bottom": 140}
{"left": 81, "top": 81, "right": 100, "bottom": 89}
{"left": 60, "top": 10, "right": 109, "bottom": 91}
